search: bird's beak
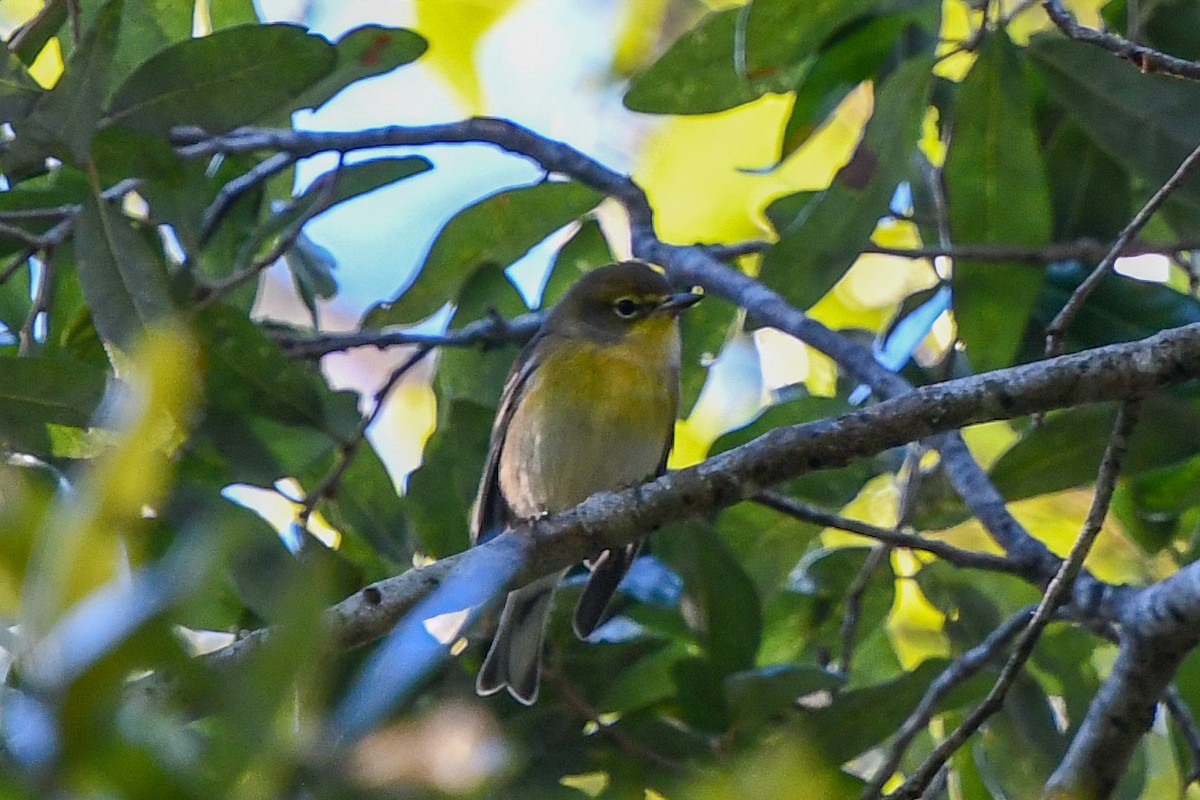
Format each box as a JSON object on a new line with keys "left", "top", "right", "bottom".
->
{"left": 658, "top": 291, "right": 703, "bottom": 316}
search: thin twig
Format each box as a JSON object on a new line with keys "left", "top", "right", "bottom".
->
{"left": 754, "top": 492, "right": 1023, "bottom": 575}
{"left": 296, "top": 347, "right": 433, "bottom": 531}
{"left": 200, "top": 151, "right": 296, "bottom": 243}
{"left": 860, "top": 604, "right": 1036, "bottom": 799}
{"left": 1042, "top": 0, "right": 1200, "bottom": 81}
{"left": 18, "top": 253, "right": 52, "bottom": 356}
{"left": 273, "top": 311, "right": 542, "bottom": 358}
{"left": 193, "top": 161, "right": 343, "bottom": 309}
{"left": 1046, "top": 140, "right": 1200, "bottom": 356}
{"left": 888, "top": 398, "right": 1143, "bottom": 799}
{"left": 1165, "top": 684, "right": 1200, "bottom": 786}
{"left": 547, "top": 667, "right": 688, "bottom": 776}
{"left": 838, "top": 545, "right": 890, "bottom": 677}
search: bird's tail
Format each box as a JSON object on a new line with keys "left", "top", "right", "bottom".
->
{"left": 573, "top": 541, "right": 642, "bottom": 639}
{"left": 477, "top": 572, "right": 563, "bottom": 705}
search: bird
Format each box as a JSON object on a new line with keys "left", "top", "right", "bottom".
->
{"left": 472, "top": 260, "right": 701, "bottom": 704}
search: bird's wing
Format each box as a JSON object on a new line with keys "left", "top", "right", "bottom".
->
{"left": 470, "top": 334, "right": 542, "bottom": 546}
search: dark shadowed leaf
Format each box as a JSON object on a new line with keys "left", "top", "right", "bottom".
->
{"left": 760, "top": 55, "right": 932, "bottom": 310}
{"left": 1027, "top": 35, "right": 1200, "bottom": 210}
{"left": 313, "top": 437, "right": 411, "bottom": 566}
{"left": 654, "top": 521, "right": 762, "bottom": 677}
{"left": 798, "top": 657, "right": 990, "bottom": 763}
{"left": 73, "top": 191, "right": 175, "bottom": 349}
{"left": 989, "top": 395, "right": 1200, "bottom": 501}
{"left": 1043, "top": 117, "right": 1132, "bottom": 242}
{"left": 725, "top": 663, "right": 842, "bottom": 727}
{"left": 945, "top": 31, "right": 1049, "bottom": 373}
{"left": 105, "top": 24, "right": 337, "bottom": 134}
{"left": 0, "top": 49, "right": 42, "bottom": 124}
{"left": 8, "top": 0, "right": 122, "bottom": 171}
{"left": 365, "top": 181, "right": 602, "bottom": 326}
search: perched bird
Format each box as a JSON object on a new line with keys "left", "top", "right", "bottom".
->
{"left": 473, "top": 261, "right": 701, "bottom": 704}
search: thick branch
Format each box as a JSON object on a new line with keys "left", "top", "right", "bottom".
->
{"left": 204, "top": 323, "right": 1200, "bottom": 671}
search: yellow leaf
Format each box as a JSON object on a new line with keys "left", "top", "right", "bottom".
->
{"left": 414, "top": 0, "right": 520, "bottom": 112}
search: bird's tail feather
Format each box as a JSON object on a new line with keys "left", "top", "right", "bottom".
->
{"left": 573, "top": 541, "right": 642, "bottom": 639}
{"left": 477, "top": 573, "right": 562, "bottom": 705}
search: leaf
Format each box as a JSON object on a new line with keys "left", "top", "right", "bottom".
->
{"left": 799, "top": 657, "right": 990, "bottom": 763}
{"left": 725, "top": 663, "right": 842, "bottom": 727}
{"left": 313, "top": 438, "right": 411, "bottom": 566}
{"left": 108, "top": 0, "right": 195, "bottom": 94}
{"left": 404, "top": 400, "right": 492, "bottom": 558}
{"left": 9, "top": 0, "right": 123, "bottom": 171}
{"left": 989, "top": 395, "right": 1200, "bottom": 501}
{"left": 105, "top": 24, "right": 337, "bottom": 134}
{"left": 0, "top": 48, "right": 43, "bottom": 124}
{"left": 294, "top": 25, "right": 428, "bottom": 111}
{"left": 247, "top": 156, "right": 432, "bottom": 272}
{"left": 193, "top": 306, "right": 360, "bottom": 438}
{"left": 1044, "top": 117, "right": 1131, "bottom": 242}
{"left": 73, "top": 186, "right": 175, "bottom": 350}
{"left": 780, "top": 3, "right": 941, "bottom": 160}
{"left": 679, "top": 294, "right": 738, "bottom": 416}
{"left": 624, "top": 7, "right": 809, "bottom": 115}
{"left": 945, "top": 31, "right": 1050, "bottom": 373}
{"left": 654, "top": 521, "right": 763, "bottom": 677}
{"left": 540, "top": 218, "right": 613, "bottom": 308}
{"left": 759, "top": 55, "right": 932, "bottom": 310}
{"left": 1019, "top": 262, "right": 1200, "bottom": 360}
{"left": 435, "top": 265, "right": 527, "bottom": 408}
{"left": 743, "top": 0, "right": 878, "bottom": 76}
{"left": 712, "top": 393, "right": 900, "bottom": 507}
{"left": 1027, "top": 35, "right": 1200, "bottom": 210}
{"left": 365, "top": 181, "right": 602, "bottom": 326}
{"left": 0, "top": 356, "right": 109, "bottom": 457}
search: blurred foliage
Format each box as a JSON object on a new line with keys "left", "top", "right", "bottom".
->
{"left": 2, "top": 0, "right": 1200, "bottom": 798}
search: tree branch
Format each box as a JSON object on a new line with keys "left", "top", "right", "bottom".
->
{"left": 1042, "top": 0, "right": 1200, "bottom": 81}
{"left": 272, "top": 311, "right": 542, "bottom": 358}
{"left": 201, "top": 325, "right": 1200, "bottom": 674}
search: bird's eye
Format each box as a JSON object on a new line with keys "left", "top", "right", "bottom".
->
{"left": 614, "top": 298, "right": 639, "bottom": 318}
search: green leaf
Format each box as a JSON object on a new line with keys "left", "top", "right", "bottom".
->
{"left": 712, "top": 393, "right": 899, "bottom": 507}
{"left": 624, "top": 0, "right": 879, "bottom": 115}
{"left": 655, "top": 521, "right": 763, "bottom": 677}
{"left": 1027, "top": 35, "right": 1200, "bottom": 210}
{"left": 0, "top": 48, "right": 43, "bottom": 124}
{"left": 108, "top": 0, "right": 195, "bottom": 94}
{"left": 540, "top": 218, "right": 613, "bottom": 308}
{"left": 945, "top": 31, "right": 1050, "bottom": 373}
{"left": 436, "top": 266, "right": 527, "bottom": 409}
{"left": 990, "top": 395, "right": 1200, "bottom": 501}
{"left": 9, "top": 0, "right": 123, "bottom": 171}
{"left": 623, "top": 9, "right": 797, "bottom": 115}
{"left": 192, "top": 414, "right": 337, "bottom": 488}
{"left": 294, "top": 25, "right": 428, "bottom": 111}
{"left": 0, "top": 356, "right": 109, "bottom": 457}
{"left": 725, "top": 663, "right": 842, "bottom": 727}
{"left": 405, "top": 399, "right": 492, "bottom": 557}
{"left": 365, "top": 181, "right": 602, "bottom": 326}
{"left": 105, "top": 23, "right": 337, "bottom": 134}
{"left": 73, "top": 188, "right": 175, "bottom": 350}
{"left": 679, "top": 297, "right": 738, "bottom": 417}
{"left": 799, "top": 657, "right": 989, "bottom": 763}
{"left": 246, "top": 155, "right": 432, "bottom": 272}
{"left": 780, "top": 6, "right": 938, "bottom": 160}
{"left": 313, "top": 438, "right": 411, "bottom": 566}
{"left": 760, "top": 55, "right": 932, "bottom": 310}
{"left": 208, "top": 0, "right": 260, "bottom": 28}
{"left": 194, "top": 306, "right": 360, "bottom": 438}
{"left": 1044, "top": 117, "right": 1132, "bottom": 242}
{"left": 1020, "top": 263, "right": 1200, "bottom": 359}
